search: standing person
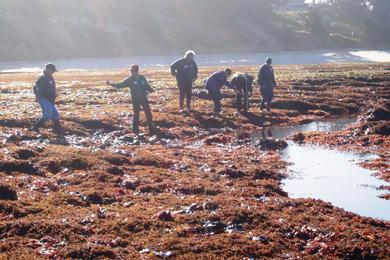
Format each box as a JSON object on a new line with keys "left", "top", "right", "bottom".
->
{"left": 205, "top": 68, "right": 238, "bottom": 116}
{"left": 106, "top": 65, "right": 156, "bottom": 134}
{"left": 258, "top": 57, "right": 276, "bottom": 112}
{"left": 170, "top": 50, "right": 198, "bottom": 114}
{"left": 32, "top": 63, "right": 64, "bottom": 134}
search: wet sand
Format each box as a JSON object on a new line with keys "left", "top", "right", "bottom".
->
{"left": 0, "top": 63, "right": 389, "bottom": 258}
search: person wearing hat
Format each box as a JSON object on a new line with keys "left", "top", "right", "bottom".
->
{"left": 258, "top": 57, "right": 276, "bottom": 112}
{"left": 170, "top": 50, "right": 198, "bottom": 114}
{"left": 32, "top": 63, "right": 64, "bottom": 134}
{"left": 205, "top": 68, "right": 238, "bottom": 116}
{"left": 106, "top": 65, "right": 156, "bottom": 134}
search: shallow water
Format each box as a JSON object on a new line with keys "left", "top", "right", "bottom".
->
{"left": 254, "top": 117, "right": 390, "bottom": 220}
{"left": 1, "top": 48, "right": 390, "bottom": 73}
{"left": 255, "top": 117, "right": 357, "bottom": 140}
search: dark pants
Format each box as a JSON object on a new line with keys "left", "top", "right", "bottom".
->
{"left": 178, "top": 81, "right": 193, "bottom": 111}
{"left": 132, "top": 96, "right": 153, "bottom": 133}
{"left": 260, "top": 85, "right": 274, "bottom": 111}
{"left": 208, "top": 88, "right": 222, "bottom": 113}
{"left": 236, "top": 88, "right": 249, "bottom": 111}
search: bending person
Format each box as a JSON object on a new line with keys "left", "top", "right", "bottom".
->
{"left": 107, "top": 65, "right": 156, "bottom": 134}
{"left": 170, "top": 50, "right": 198, "bottom": 114}
{"left": 231, "top": 73, "right": 254, "bottom": 112}
{"left": 205, "top": 68, "right": 238, "bottom": 116}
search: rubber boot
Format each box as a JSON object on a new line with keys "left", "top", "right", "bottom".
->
{"left": 31, "top": 118, "right": 46, "bottom": 132}
{"left": 53, "top": 120, "right": 65, "bottom": 135}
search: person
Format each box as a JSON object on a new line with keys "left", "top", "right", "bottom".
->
{"left": 106, "top": 65, "right": 156, "bottom": 134}
{"left": 258, "top": 57, "right": 276, "bottom": 112}
{"left": 32, "top": 63, "right": 64, "bottom": 134}
{"left": 205, "top": 68, "right": 238, "bottom": 116}
{"left": 170, "top": 50, "right": 198, "bottom": 114}
{"left": 231, "top": 73, "right": 254, "bottom": 112}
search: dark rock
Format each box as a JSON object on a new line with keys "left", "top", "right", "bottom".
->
{"left": 154, "top": 210, "right": 174, "bottom": 221}
{"left": 154, "top": 119, "right": 176, "bottom": 128}
{"left": 0, "top": 184, "right": 17, "bottom": 200}
{"left": 107, "top": 166, "right": 124, "bottom": 176}
{"left": 69, "top": 158, "right": 90, "bottom": 170}
{"left": 0, "top": 160, "right": 39, "bottom": 175}
{"left": 291, "top": 132, "right": 305, "bottom": 143}
{"left": 85, "top": 192, "right": 115, "bottom": 205}
{"left": 121, "top": 178, "right": 140, "bottom": 190}
{"left": 253, "top": 169, "right": 281, "bottom": 180}
{"left": 318, "top": 104, "right": 348, "bottom": 115}
{"left": 272, "top": 100, "right": 318, "bottom": 112}
{"left": 218, "top": 168, "right": 246, "bottom": 179}
{"left": 364, "top": 107, "right": 390, "bottom": 122}
{"left": 46, "top": 161, "right": 62, "bottom": 174}
{"left": 255, "top": 138, "right": 288, "bottom": 150}
{"left": 202, "top": 201, "right": 219, "bottom": 211}
{"left": 79, "top": 119, "right": 117, "bottom": 131}
{"left": 203, "top": 220, "right": 227, "bottom": 234}
{"left": 13, "top": 148, "right": 38, "bottom": 160}
{"left": 0, "top": 119, "right": 30, "bottom": 128}
{"left": 103, "top": 155, "right": 131, "bottom": 166}
{"left": 365, "top": 122, "right": 390, "bottom": 136}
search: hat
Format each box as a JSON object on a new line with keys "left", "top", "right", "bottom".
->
{"left": 45, "top": 63, "right": 57, "bottom": 72}
{"left": 184, "top": 50, "right": 195, "bottom": 59}
{"left": 130, "top": 64, "right": 139, "bottom": 72}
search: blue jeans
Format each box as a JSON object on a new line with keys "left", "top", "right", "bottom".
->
{"left": 38, "top": 98, "right": 60, "bottom": 122}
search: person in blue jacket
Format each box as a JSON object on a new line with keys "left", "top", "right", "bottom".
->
{"left": 106, "top": 65, "right": 156, "bottom": 134}
{"left": 32, "top": 63, "right": 64, "bottom": 134}
{"left": 205, "top": 68, "right": 238, "bottom": 116}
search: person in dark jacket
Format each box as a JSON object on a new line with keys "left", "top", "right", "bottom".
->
{"left": 170, "top": 50, "right": 198, "bottom": 114}
{"left": 231, "top": 73, "right": 254, "bottom": 112}
{"left": 258, "top": 57, "right": 276, "bottom": 112}
{"left": 32, "top": 63, "right": 64, "bottom": 134}
{"left": 107, "top": 65, "right": 156, "bottom": 134}
{"left": 205, "top": 68, "right": 238, "bottom": 116}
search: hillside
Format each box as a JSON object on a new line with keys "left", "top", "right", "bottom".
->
{"left": 0, "top": 0, "right": 364, "bottom": 61}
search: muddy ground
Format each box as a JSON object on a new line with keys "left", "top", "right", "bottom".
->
{"left": 0, "top": 63, "right": 389, "bottom": 259}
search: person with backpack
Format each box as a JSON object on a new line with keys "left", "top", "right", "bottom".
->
{"left": 106, "top": 64, "right": 156, "bottom": 134}
{"left": 258, "top": 57, "right": 276, "bottom": 112}
{"left": 205, "top": 68, "right": 238, "bottom": 116}
{"left": 170, "top": 50, "right": 198, "bottom": 114}
{"left": 32, "top": 63, "right": 64, "bottom": 134}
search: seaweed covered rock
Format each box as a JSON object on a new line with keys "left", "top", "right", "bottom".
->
{"left": 364, "top": 122, "right": 390, "bottom": 136}
{"left": 358, "top": 107, "right": 390, "bottom": 136}
{"left": 218, "top": 168, "right": 246, "bottom": 179}
{"left": 255, "top": 138, "right": 288, "bottom": 150}
{"left": 153, "top": 210, "right": 174, "bottom": 221}
{"left": 291, "top": 132, "right": 305, "bottom": 143}
{"left": 204, "top": 134, "right": 232, "bottom": 145}
{"left": 362, "top": 107, "right": 390, "bottom": 122}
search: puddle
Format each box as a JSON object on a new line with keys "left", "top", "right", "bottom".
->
{"left": 252, "top": 117, "right": 356, "bottom": 140}
{"left": 253, "top": 117, "right": 390, "bottom": 220}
